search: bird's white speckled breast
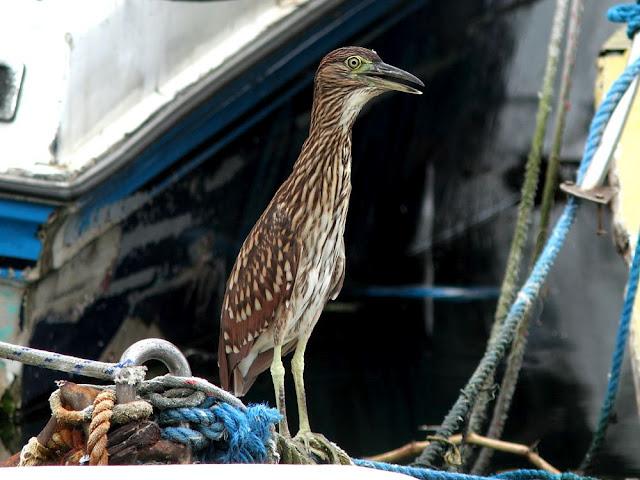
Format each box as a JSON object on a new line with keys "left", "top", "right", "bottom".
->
{"left": 285, "top": 166, "right": 351, "bottom": 341}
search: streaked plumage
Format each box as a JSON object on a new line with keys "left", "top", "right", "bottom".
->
{"left": 218, "top": 47, "right": 423, "bottom": 438}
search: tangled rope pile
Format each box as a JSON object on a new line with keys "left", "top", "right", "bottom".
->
{"left": 8, "top": 375, "right": 284, "bottom": 467}
{"left": 4, "top": 373, "right": 600, "bottom": 480}
{"left": 150, "top": 393, "right": 280, "bottom": 463}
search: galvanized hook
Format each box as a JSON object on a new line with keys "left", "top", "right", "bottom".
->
{"left": 120, "top": 338, "right": 192, "bottom": 377}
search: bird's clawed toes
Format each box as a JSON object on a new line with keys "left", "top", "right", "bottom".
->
{"left": 292, "top": 431, "right": 352, "bottom": 465}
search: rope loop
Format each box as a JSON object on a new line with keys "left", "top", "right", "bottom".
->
{"left": 49, "top": 389, "right": 92, "bottom": 425}
{"left": 607, "top": 3, "right": 640, "bottom": 38}
{"left": 144, "top": 388, "right": 206, "bottom": 410}
{"left": 161, "top": 426, "right": 209, "bottom": 451}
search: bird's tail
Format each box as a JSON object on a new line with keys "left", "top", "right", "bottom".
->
{"left": 233, "top": 370, "right": 255, "bottom": 397}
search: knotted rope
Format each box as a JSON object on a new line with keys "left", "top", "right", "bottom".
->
{"left": 49, "top": 388, "right": 153, "bottom": 426}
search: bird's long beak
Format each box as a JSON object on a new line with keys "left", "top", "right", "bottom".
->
{"left": 363, "top": 62, "right": 424, "bottom": 95}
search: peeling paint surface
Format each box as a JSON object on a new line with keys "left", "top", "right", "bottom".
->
{"left": 0, "top": 0, "right": 307, "bottom": 181}
{"left": 26, "top": 227, "right": 121, "bottom": 327}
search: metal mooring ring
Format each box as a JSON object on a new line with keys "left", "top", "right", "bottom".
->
{"left": 120, "top": 338, "right": 192, "bottom": 377}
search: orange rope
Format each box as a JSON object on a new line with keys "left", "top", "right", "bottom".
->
{"left": 87, "top": 390, "right": 116, "bottom": 466}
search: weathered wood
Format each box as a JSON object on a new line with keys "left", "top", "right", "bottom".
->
{"left": 108, "top": 421, "right": 161, "bottom": 464}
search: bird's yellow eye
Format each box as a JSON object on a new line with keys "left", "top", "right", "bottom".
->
{"left": 345, "top": 56, "right": 362, "bottom": 70}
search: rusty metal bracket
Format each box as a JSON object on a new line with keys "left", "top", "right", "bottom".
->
{"left": 560, "top": 181, "right": 618, "bottom": 204}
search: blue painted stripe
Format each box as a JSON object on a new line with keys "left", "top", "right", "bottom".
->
{"left": 0, "top": 198, "right": 53, "bottom": 261}
{"left": 0, "top": 198, "right": 51, "bottom": 223}
{"left": 71, "top": 0, "right": 422, "bottom": 240}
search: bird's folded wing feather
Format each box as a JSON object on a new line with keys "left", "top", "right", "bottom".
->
{"left": 329, "top": 236, "right": 345, "bottom": 300}
{"left": 218, "top": 205, "right": 300, "bottom": 390}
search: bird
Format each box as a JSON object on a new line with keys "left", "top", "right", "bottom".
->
{"left": 218, "top": 46, "right": 423, "bottom": 447}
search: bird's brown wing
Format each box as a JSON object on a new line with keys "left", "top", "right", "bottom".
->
{"left": 218, "top": 204, "right": 300, "bottom": 393}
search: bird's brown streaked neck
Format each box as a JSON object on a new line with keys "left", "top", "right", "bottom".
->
{"left": 290, "top": 84, "right": 375, "bottom": 176}
{"left": 308, "top": 82, "right": 376, "bottom": 136}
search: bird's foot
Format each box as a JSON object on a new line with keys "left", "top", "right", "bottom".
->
{"left": 292, "top": 430, "right": 351, "bottom": 465}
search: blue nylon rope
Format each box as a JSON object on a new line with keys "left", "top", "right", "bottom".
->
{"left": 607, "top": 3, "right": 640, "bottom": 39}
{"left": 579, "top": 232, "right": 640, "bottom": 470}
{"left": 352, "top": 461, "right": 599, "bottom": 480}
{"left": 159, "top": 402, "right": 281, "bottom": 463}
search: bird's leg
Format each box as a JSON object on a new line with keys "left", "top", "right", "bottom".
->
{"left": 291, "top": 331, "right": 350, "bottom": 465}
{"left": 291, "top": 335, "right": 311, "bottom": 434}
{"left": 270, "top": 343, "right": 290, "bottom": 437}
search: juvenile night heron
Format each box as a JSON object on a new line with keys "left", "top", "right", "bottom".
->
{"left": 218, "top": 47, "right": 423, "bottom": 449}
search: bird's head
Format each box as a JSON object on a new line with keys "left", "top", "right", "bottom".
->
{"left": 315, "top": 46, "right": 424, "bottom": 96}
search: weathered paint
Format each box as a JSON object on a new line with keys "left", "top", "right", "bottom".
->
{"left": 1, "top": 281, "right": 29, "bottom": 459}
{"left": 0, "top": 198, "right": 53, "bottom": 261}
{"left": 0, "top": 282, "right": 24, "bottom": 388}
{"left": 596, "top": 27, "right": 640, "bottom": 414}
{"left": 0, "top": 0, "right": 311, "bottom": 182}
{"left": 26, "top": 227, "right": 121, "bottom": 328}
